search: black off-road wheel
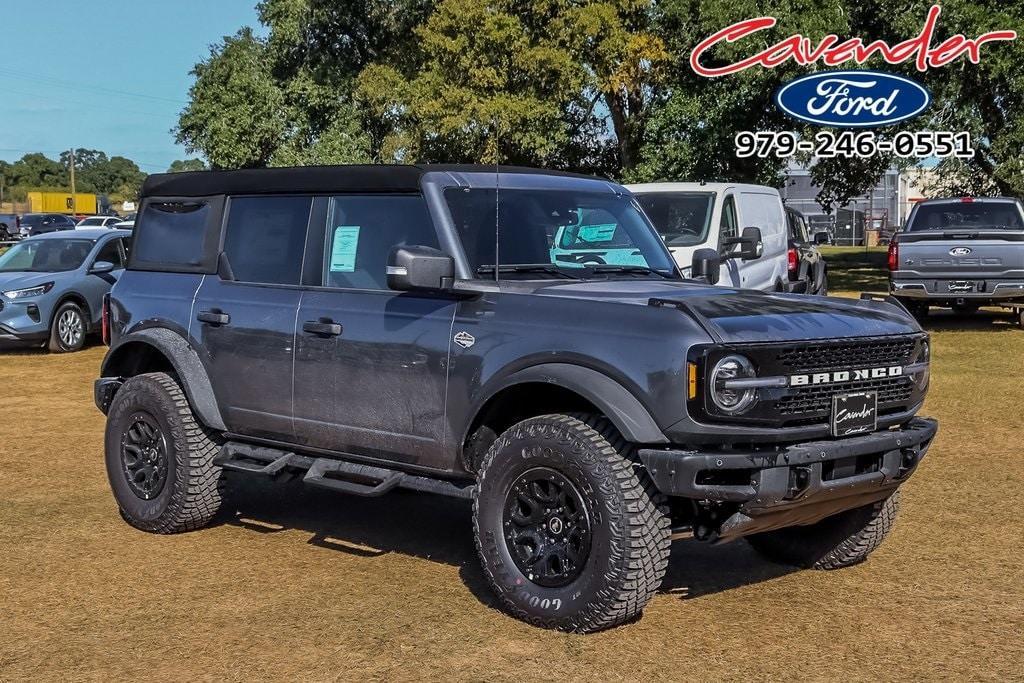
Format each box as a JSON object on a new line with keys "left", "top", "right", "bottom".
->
{"left": 746, "top": 491, "right": 900, "bottom": 570}
{"left": 473, "top": 414, "right": 671, "bottom": 633}
{"left": 48, "top": 301, "right": 87, "bottom": 353}
{"left": 104, "top": 372, "right": 224, "bottom": 534}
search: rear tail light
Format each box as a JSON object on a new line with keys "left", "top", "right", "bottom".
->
{"left": 960, "top": 196, "right": 974, "bottom": 203}
{"left": 101, "top": 293, "right": 111, "bottom": 346}
{"left": 787, "top": 247, "right": 798, "bottom": 273}
{"left": 887, "top": 239, "right": 899, "bottom": 271}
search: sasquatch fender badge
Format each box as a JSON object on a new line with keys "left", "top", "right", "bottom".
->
{"left": 453, "top": 331, "right": 476, "bottom": 349}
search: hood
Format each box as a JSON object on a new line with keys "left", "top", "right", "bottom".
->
{"left": 521, "top": 279, "right": 920, "bottom": 342}
{"left": 0, "top": 271, "right": 61, "bottom": 293}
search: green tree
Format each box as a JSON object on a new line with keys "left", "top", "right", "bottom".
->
{"left": 175, "top": 0, "right": 434, "bottom": 168}
{"left": 168, "top": 159, "right": 208, "bottom": 173}
{"left": 631, "top": 0, "right": 849, "bottom": 188}
{"left": 5, "top": 153, "right": 67, "bottom": 188}
{"left": 357, "top": 0, "right": 665, "bottom": 172}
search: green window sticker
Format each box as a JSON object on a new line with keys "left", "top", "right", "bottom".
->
{"left": 577, "top": 223, "right": 617, "bottom": 242}
{"left": 330, "top": 226, "right": 360, "bottom": 272}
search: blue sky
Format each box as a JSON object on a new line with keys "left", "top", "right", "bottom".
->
{"left": 0, "top": 0, "right": 260, "bottom": 173}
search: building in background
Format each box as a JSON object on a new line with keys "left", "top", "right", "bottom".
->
{"left": 782, "top": 163, "right": 936, "bottom": 245}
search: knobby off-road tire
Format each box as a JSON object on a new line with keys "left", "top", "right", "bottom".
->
{"left": 746, "top": 491, "right": 900, "bottom": 570}
{"left": 104, "top": 372, "right": 223, "bottom": 534}
{"left": 817, "top": 273, "right": 829, "bottom": 296}
{"left": 473, "top": 414, "right": 671, "bottom": 633}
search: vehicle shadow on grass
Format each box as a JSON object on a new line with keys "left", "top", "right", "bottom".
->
{"left": 918, "top": 307, "right": 1021, "bottom": 333}
{"left": 220, "top": 476, "right": 797, "bottom": 609}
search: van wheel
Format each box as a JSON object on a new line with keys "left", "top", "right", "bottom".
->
{"left": 473, "top": 414, "right": 671, "bottom": 633}
{"left": 104, "top": 372, "right": 224, "bottom": 534}
{"left": 48, "top": 301, "right": 87, "bottom": 352}
{"left": 747, "top": 492, "right": 900, "bottom": 569}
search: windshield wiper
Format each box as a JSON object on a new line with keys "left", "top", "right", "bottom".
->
{"left": 588, "top": 265, "right": 676, "bottom": 279}
{"left": 476, "top": 264, "right": 582, "bottom": 279}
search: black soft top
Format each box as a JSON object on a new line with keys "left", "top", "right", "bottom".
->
{"left": 141, "top": 164, "right": 596, "bottom": 198}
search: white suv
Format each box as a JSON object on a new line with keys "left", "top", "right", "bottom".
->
{"left": 627, "top": 182, "right": 790, "bottom": 291}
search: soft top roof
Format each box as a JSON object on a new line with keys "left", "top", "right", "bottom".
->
{"left": 141, "top": 164, "right": 598, "bottom": 198}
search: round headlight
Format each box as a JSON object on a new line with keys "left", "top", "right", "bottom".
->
{"left": 710, "top": 355, "right": 757, "bottom": 414}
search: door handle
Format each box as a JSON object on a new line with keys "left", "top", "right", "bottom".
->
{"left": 197, "top": 310, "right": 230, "bottom": 325}
{"left": 303, "top": 319, "right": 343, "bottom": 336}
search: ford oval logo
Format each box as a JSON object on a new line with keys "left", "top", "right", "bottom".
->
{"left": 949, "top": 247, "right": 972, "bottom": 256}
{"left": 775, "top": 70, "right": 931, "bottom": 127}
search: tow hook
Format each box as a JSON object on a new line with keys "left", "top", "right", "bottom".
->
{"left": 898, "top": 449, "right": 918, "bottom": 476}
{"left": 787, "top": 466, "right": 812, "bottom": 497}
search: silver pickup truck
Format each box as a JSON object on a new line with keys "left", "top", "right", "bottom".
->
{"left": 889, "top": 197, "right": 1024, "bottom": 326}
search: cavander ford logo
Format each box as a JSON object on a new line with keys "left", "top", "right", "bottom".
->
{"left": 691, "top": 4, "right": 1017, "bottom": 129}
{"left": 775, "top": 71, "right": 930, "bottom": 128}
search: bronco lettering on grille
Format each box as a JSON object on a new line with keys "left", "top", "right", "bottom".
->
{"left": 789, "top": 365, "right": 903, "bottom": 386}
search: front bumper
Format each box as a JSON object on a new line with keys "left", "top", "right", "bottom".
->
{"left": 638, "top": 417, "right": 937, "bottom": 542}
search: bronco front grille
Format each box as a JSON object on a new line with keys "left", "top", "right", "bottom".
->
{"left": 778, "top": 376, "right": 915, "bottom": 415}
{"left": 690, "top": 334, "right": 927, "bottom": 429}
{"left": 775, "top": 337, "right": 917, "bottom": 372}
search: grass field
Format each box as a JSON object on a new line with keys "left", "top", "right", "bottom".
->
{"left": 1, "top": 252, "right": 1022, "bottom": 680}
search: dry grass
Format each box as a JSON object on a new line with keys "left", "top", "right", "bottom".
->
{"left": 2, "top": 285, "right": 1023, "bottom": 680}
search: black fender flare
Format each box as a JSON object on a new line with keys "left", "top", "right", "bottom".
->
{"left": 101, "top": 327, "right": 226, "bottom": 431}
{"left": 483, "top": 363, "right": 668, "bottom": 444}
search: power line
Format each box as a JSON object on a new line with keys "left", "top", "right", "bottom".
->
{"left": 0, "top": 84, "right": 180, "bottom": 121}
{"left": 0, "top": 67, "right": 188, "bottom": 105}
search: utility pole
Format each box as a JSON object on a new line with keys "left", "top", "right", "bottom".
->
{"left": 69, "top": 148, "right": 77, "bottom": 216}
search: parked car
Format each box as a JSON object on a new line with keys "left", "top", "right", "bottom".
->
{"left": 785, "top": 206, "right": 829, "bottom": 295}
{"left": 76, "top": 215, "right": 123, "bottom": 228}
{"left": 18, "top": 213, "right": 77, "bottom": 237}
{"left": 0, "top": 213, "right": 19, "bottom": 240}
{"left": 628, "top": 182, "right": 789, "bottom": 291}
{"left": 94, "top": 165, "right": 936, "bottom": 633}
{"left": 889, "top": 196, "right": 1024, "bottom": 325}
{"left": 0, "top": 228, "right": 131, "bottom": 352}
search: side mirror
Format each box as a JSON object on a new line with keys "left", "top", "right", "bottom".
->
{"left": 723, "top": 227, "right": 764, "bottom": 261}
{"left": 90, "top": 261, "right": 115, "bottom": 274}
{"left": 691, "top": 248, "right": 721, "bottom": 285}
{"left": 813, "top": 232, "right": 830, "bottom": 245}
{"left": 387, "top": 245, "right": 455, "bottom": 292}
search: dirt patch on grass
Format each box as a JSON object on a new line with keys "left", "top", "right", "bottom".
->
{"left": 2, "top": 313, "right": 1023, "bottom": 680}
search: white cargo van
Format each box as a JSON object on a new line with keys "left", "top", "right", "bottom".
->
{"left": 627, "top": 182, "right": 790, "bottom": 291}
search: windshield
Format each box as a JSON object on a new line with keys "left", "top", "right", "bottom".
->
{"left": 633, "top": 192, "right": 714, "bottom": 247}
{"left": 0, "top": 239, "right": 93, "bottom": 272}
{"left": 908, "top": 202, "right": 1024, "bottom": 231}
{"left": 78, "top": 217, "right": 105, "bottom": 226}
{"left": 21, "top": 215, "right": 44, "bottom": 226}
{"left": 444, "top": 187, "right": 677, "bottom": 279}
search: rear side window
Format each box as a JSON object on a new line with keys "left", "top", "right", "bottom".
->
{"left": 322, "top": 195, "right": 438, "bottom": 290}
{"left": 223, "top": 196, "right": 313, "bottom": 285}
{"left": 131, "top": 197, "right": 224, "bottom": 272}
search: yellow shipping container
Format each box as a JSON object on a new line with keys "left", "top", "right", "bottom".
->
{"left": 27, "top": 191, "right": 98, "bottom": 215}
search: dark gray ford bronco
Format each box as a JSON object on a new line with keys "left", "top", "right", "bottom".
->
{"left": 95, "top": 165, "right": 937, "bottom": 632}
